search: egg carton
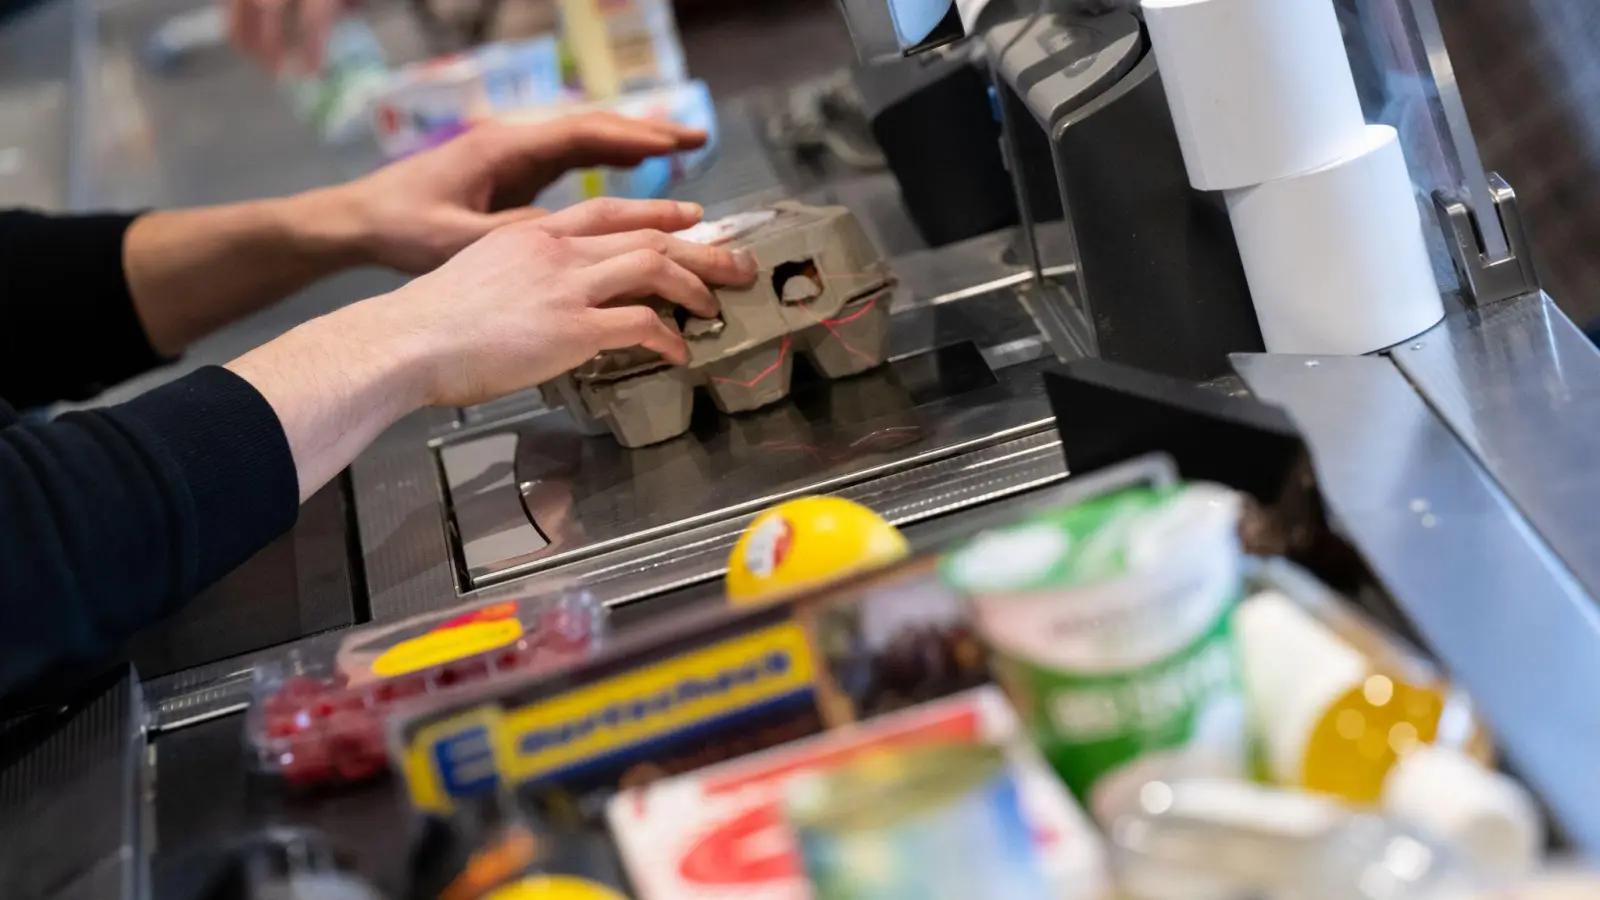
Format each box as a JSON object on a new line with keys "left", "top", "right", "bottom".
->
{"left": 544, "top": 202, "right": 897, "bottom": 448}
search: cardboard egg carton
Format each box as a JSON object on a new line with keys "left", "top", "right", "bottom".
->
{"left": 546, "top": 202, "right": 897, "bottom": 448}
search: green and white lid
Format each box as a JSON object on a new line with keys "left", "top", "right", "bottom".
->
{"left": 943, "top": 483, "right": 1242, "bottom": 594}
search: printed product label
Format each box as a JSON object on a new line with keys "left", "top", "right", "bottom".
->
{"left": 400, "top": 621, "right": 818, "bottom": 812}
{"left": 484, "top": 876, "right": 628, "bottom": 900}
{"left": 991, "top": 607, "right": 1249, "bottom": 807}
{"left": 372, "top": 604, "right": 525, "bottom": 677}
{"left": 742, "top": 515, "right": 793, "bottom": 579}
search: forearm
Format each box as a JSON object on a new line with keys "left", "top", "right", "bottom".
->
{"left": 124, "top": 188, "right": 367, "bottom": 356}
{"left": 225, "top": 296, "right": 434, "bottom": 503}
{"left": 1, "top": 367, "right": 298, "bottom": 694}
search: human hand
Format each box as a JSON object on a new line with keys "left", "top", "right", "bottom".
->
{"left": 313, "top": 113, "right": 709, "bottom": 275}
{"left": 228, "top": 0, "right": 351, "bottom": 73}
{"left": 345, "top": 197, "right": 759, "bottom": 408}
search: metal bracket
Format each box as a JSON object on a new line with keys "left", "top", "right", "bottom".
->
{"left": 1434, "top": 172, "right": 1540, "bottom": 307}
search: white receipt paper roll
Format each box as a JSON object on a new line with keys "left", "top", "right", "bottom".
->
{"left": 1143, "top": 0, "right": 1367, "bottom": 191}
{"left": 1227, "top": 124, "right": 1444, "bottom": 356}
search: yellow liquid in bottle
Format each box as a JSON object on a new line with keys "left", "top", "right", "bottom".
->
{"left": 1299, "top": 672, "right": 1445, "bottom": 804}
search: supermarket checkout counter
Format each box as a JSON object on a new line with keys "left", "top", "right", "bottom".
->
{"left": 10, "top": 0, "right": 1600, "bottom": 895}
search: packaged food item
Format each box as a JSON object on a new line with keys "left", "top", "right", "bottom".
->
{"left": 389, "top": 603, "right": 826, "bottom": 820}
{"left": 797, "top": 558, "right": 989, "bottom": 723}
{"left": 370, "top": 36, "right": 577, "bottom": 160}
{"left": 407, "top": 787, "right": 630, "bottom": 900}
{"left": 606, "top": 687, "right": 1109, "bottom": 900}
{"left": 248, "top": 589, "right": 604, "bottom": 789}
{"left": 726, "top": 496, "right": 911, "bottom": 606}
{"left": 944, "top": 483, "right": 1254, "bottom": 817}
{"left": 1105, "top": 775, "right": 1551, "bottom": 900}
{"left": 787, "top": 743, "right": 1053, "bottom": 900}
{"left": 1235, "top": 590, "right": 1538, "bottom": 871}
{"left": 1235, "top": 590, "right": 1478, "bottom": 798}
{"left": 556, "top": 0, "right": 687, "bottom": 99}
{"left": 280, "top": 18, "right": 392, "bottom": 144}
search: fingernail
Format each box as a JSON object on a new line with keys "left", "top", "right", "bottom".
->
{"left": 733, "top": 249, "right": 758, "bottom": 277}
{"left": 677, "top": 202, "right": 703, "bottom": 218}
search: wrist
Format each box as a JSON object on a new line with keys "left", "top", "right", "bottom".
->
{"left": 275, "top": 186, "right": 376, "bottom": 271}
{"left": 323, "top": 295, "right": 440, "bottom": 413}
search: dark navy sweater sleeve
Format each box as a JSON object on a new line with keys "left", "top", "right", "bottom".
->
{"left": 0, "top": 209, "right": 171, "bottom": 408}
{"left": 0, "top": 370, "right": 300, "bottom": 694}
{"left": 1, "top": 211, "right": 301, "bottom": 695}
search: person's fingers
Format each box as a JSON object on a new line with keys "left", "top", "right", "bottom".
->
{"left": 593, "top": 306, "right": 689, "bottom": 366}
{"left": 481, "top": 113, "right": 704, "bottom": 174}
{"left": 230, "top": 0, "right": 276, "bottom": 66}
{"left": 484, "top": 206, "right": 551, "bottom": 229}
{"left": 227, "top": 0, "right": 258, "bottom": 57}
{"left": 469, "top": 113, "right": 707, "bottom": 209}
{"left": 533, "top": 198, "right": 702, "bottom": 238}
{"left": 568, "top": 230, "right": 757, "bottom": 287}
{"left": 582, "top": 249, "right": 719, "bottom": 319}
{"left": 255, "top": 0, "right": 289, "bottom": 71}
{"left": 296, "top": 0, "right": 339, "bottom": 72}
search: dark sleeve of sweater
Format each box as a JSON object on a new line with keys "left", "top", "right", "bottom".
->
{"left": 0, "top": 211, "right": 301, "bottom": 695}
{"left": 0, "top": 209, "right": 173, "bottom": 408}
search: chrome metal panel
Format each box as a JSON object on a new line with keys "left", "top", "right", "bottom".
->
{"left": 1235, "top": 352, "right": 1600, "bottom": 853}
{"left": 1392, "top": 293, "right": 1600, "bottom": 605}
{"left": 358, "top": 226, "right": 1068, "bottom": 619}
{"left": 449, "top": 348, "right": 1053, "bottom": 588}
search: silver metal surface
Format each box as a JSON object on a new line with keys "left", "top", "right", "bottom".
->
{"left": 355, "top": 221, "right": 1069, "bottom": 615}
{"left": 1398, "top": 0, "right": 1509, "bottom": 262}
{"left": 1433, "top": 173, "right": 1540, "bottom": 305}
{"left": 0, "top": 670, "right": 150, "bottom": 899}
{"left": 448, "top": 350, "right": 1054, "bottom": 589}
{"left": 1235, "top": 352, "right": 1600, "bottom": 853}
{"left": 1394, "top": 293, "right": 1600, "bottom": 607}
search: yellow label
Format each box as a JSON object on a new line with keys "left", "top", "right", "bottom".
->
{"left": 580, "top": 169, "right": 606, "bottom": 199}
{"left": 484, "top": 876, "right": 627, "bottom": 900}
{"left": 401, "top": 622, "right": 816, "bottom": 812}
{"left": 372, "top": 619, "right": 524, "bottom": 678}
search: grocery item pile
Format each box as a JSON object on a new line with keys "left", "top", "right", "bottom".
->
{"left": 243, "top": 456, "right": 1581, "bottom": 900}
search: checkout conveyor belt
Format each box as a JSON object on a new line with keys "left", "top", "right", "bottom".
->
{"left": 10, "top": 0, "right": 1600, "bottom": 884}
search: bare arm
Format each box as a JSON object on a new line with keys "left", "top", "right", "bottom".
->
{"left": 123, "top": 191, "right": 363, "bottom": 356}
{"left": 228, "top": 198, "right": 757, "bottom": 502}
{"left": 123, "top": 113, "right": 708, "bottom": 356}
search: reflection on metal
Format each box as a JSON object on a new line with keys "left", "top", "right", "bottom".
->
{"left": 1342, "top": 0, "right": 1508, "bottom": 264}
{"left": 1432, "top": 173, "right": 1540, "bottom": 305}
{"left": 1235, "top": 352, "right": 1600, "bottom": 854}
{"left": 444, "top": 348, "right": 1053, "bottom": 589}
{"left": 1399, "top": 0, "right": 1509, "bottom": 262}
{"left": 1394, "top": 294, "right": 1600, "bottom": 605}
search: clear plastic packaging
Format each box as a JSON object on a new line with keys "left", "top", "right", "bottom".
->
{"left": 1106, "top": 776, "right": 1483, "bottom": 900}
{"left": 247, "top": 589, "right": 605, "bottom": 789}
{"left": 369, "top": 35, "right": 577, "bottom": 159}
